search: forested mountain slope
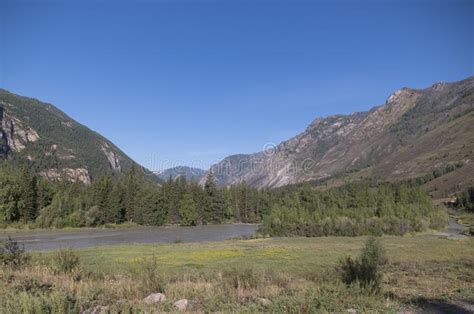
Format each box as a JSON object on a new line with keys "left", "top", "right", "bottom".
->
{"left": 0, "top": 89, "right": 149, "bottom": 183}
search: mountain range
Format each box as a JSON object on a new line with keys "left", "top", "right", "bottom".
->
{"left": 156, "top": 166, "right": 207, "bottom": 182}
{"left": 1, "top": 77, "right": 473, "bottom": 197}
{"left": 205, "top": 77, "right": 474, "bottom": 197}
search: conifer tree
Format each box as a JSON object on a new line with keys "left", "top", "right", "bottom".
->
{"left": 124, "top": 165, "right": 139, "bottom": 222}
{"left": 178, "top": 192, "right": 198, "bottom": 226}
{"left": 203, "top": 169, "right": 224, "bottom": 222}
{"left": 18, "top": 167, "right": 38, "bottom": 222}
{"left": 107, "top": 180, "right": 126, "bottom": 223}
{"left": 93, "top": 175, "right": 113, "bottom": 224}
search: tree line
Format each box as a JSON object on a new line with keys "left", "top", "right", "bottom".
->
{"left": 0, "top": 165, "right": 270, "bottom": 228}
{"left": 0, "top": 164, "right": 448, "bottom": 235}
{"left": 259, "top": 182, "right": 448, "bottom": 236}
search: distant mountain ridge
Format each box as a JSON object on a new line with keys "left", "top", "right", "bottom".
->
{"left": 2, "top": 76, "right": 473, "bottom": 196}
{"left": 156, "top": 166, "right": 207, "bottom": 182}
{"left": 0, "top": 89, "right": 151, "bottom": 183}
{"left": 205, "top": 77, "right": 474, "bottom": 197}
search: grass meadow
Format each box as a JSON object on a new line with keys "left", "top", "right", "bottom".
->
{"left": 1, "top": 235, "right": 473, "bottom": 313}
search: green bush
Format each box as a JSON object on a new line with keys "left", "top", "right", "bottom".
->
{"left": 129, "top": 256, "right": 165, "bottom": 294}
{"left": 50, "top": 248, "right": 80, "bottom": 274}
{"left": 0, "top": 236, "right": 29, "bottom": 269}
{"left": 337, "top": 237, "right": 385, "bottom": 293}
{"left": 85, "top": 206, "right": 102, "bottom": 226}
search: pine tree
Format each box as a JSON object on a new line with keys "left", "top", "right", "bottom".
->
{"left": 240, "top": 180, "right": 248, "bottom": 222}
{"left": 18, "top": 167, "right": 38, "bottom": 222}
{"left": 178, "top": 192, "right": 198, "bottom": 226}
{"left": 140, "top": 189, "right": 168, "bottom": 226}
{"left": 124, "top": 165, "right": 139, "bottom": 222}
{"left": 92, "top": 175, "right": 113, "bottom": 224}
{"left": 0, "top": 174, "right": 20, "bottom": 223}
{"left": 107, "top": 181, "right": 126, "bottom": 223}
{"left": 203, "top": 169, "right": 224, "bottom": 223}
{"left": 37, "top": 178, "right": 54, "bottom": 211}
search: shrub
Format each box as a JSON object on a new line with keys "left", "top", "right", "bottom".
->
{"left": 429, "top": 210, "right": 449, "bottom": 230}
{"left": 129, "top": 256, "right": 165, "bottom": 294}
{"left": 50, "top": 248, "right": 80, "bottom": 274}
{"left": 66, "top": 210, "right": 86, "bottom": 227}
{"left": 457, "top": 186, "right": 474, "bottom": 212}
{"left": 0, "top": 290, "right": 77, "bottom": 313}
{"left": 35, "top": 206, "right": 59, "bottom": 228}
{"left": 337, "top": 237, "right": 385, "bottom": 293}
{"left": 0, "top": 236, "right": 29, "bottom": 269}
{"left": 85, "top": 206, "right": 102, "bottom": 226}
{"left": 365, "top": 217, "right": 384, "bottom": 236}
{"left": 468, "top": 226, "right": 474, "bottom": 236}
{"left": 223, "top": 267, "right": 262, "bottom": 290}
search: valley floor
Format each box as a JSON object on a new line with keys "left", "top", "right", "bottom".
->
{"left": 1, "top": 235, "right": 473, "bottom": 313}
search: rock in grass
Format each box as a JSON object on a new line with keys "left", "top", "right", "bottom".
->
{"left": 347, "top": 309, "right": 357, "bottom": 313}
{"left": 81, "top": 305, "right": 109, "bottom": 314}
{"left": 143, "top": 293, "right": 167, "bottom": 304}
{"left": 257, "top": 298, "right": 272, "bottom": 306}
{"left": 173, "top": 299, "right": 197, "bottom": 311}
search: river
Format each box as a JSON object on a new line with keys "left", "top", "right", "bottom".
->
{"left": 0, "top": 224, "right": 259, "bottom": 251}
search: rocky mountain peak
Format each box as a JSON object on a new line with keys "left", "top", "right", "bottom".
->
{"left": 385, "top": 87, "right": 416, "bottom": 105}
{"left": 430, "top": 81, "right": 449, "bottom": 91}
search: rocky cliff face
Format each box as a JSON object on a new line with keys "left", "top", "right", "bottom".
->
{"left": 0, "top": 89, "right": 149, "bottom": 184}
{"left": 0, "top": 109, "right": 40, "bottom": 152}
{"left": 207, "top": 77, "right": 474, "bottom": 195}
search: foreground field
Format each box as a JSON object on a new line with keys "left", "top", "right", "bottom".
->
{"left": 1, "top": 235, "right": 473, "bottom": 313}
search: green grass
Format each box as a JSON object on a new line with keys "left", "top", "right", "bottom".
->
{"left": 40, "top": 236, "right": 469, "bottom": 274}
{"left": 454, "top": 211, "right": 474, "bottom": 228}
{"left": 2, "top": 235, "right": 473, "bottom": 312}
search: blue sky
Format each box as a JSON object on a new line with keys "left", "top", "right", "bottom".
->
{"left": 1, "top": 0, "right": 472, "bottom": 170}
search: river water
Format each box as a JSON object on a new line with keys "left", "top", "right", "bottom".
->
{"left": 0, "top": 224, "right": 259, "bottom": 251}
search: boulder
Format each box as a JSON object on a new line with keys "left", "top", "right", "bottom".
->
{"left": 173, "top": 299, "right": 197, "bottom": 311}
{"left": 257, "top": 298, "right": 272, "bottom": 306}
{"left": 143, "top": 293, "right": 167, "bottom": 304}
{"left": 81, "top": 305, "right": 109, "bottom": 314}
